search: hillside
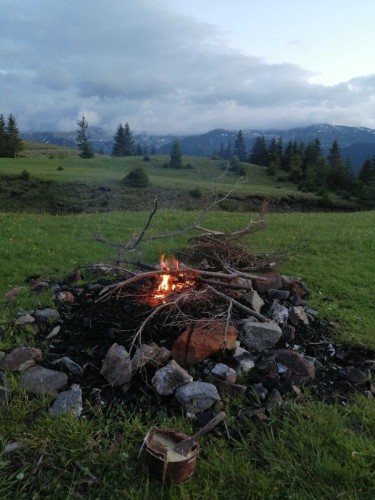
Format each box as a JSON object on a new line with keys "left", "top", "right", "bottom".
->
{"left": 21, "top": 123, "right": 375, "bottom": 172}
{"left": 0, "top": 154, "right": 363, "bottom": 214}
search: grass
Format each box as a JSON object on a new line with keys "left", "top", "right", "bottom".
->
{"left": 0, "top": 155, "right": 360, "bottom": 213}
{"left": 0, "top": 209, "right": 374, "bottom": 498}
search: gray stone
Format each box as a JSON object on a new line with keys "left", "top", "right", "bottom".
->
{"left": 175, "top": 381, "right": 220, "bottom": 414}
{"left": 19, "top": 366, "right": 68, "bottom": 396}
{"left": 289, "top": 306, "right": 309, "bottom": 326}
{"left": 232, "top": 346, "right": 256, "bottom": 375}
{"left": 0, "top": 371, "right": 11, "bottom": 409}
{"left": 211, "top": 363, "right": 236, "bottom": 383}
{"left": 151, "top": 360, "right": 193, "bottom": 396}
{"left": 209, "top": 377, "right": 247, "bottom": 398}
{"left": 249, "top": 383, "right": 268, "bottom": 402}
{"left": 259, "top": 349, "right": 316, "bottom": 386}
{"left": 31, "top": 281, "right": 49, "bottom": 293}
{"left": 0, "top": 346, "right": 42, "bottom": 371}
{"left": 241, "top": 290, "right": 264, "bottom": 314}
{"left": 34, "top": 308, "right": 60, "bottom": 323}
{"left": 51, "top": 357, "right": 83, "bottom": 376}
{"left": 268, "top": 289, "right": 290, "bottom": 301}
{"left": 49, "top": 384, "right": 83, "bottom": 418}
{"left": 282, "top": 324, "right": 295, "bottom": 342}
{"left": 131, "top": 343, "right": 171, "bottom": 371}
{"left": 15, "top": 313, "right": 35, "bottom": 325}
{"left": 101, "top": 343, "right": 132, "bottom": 387}
{"left": 339, "top": 367, "right": 371, "bottom": 385}
{"left": 241, "top": 320, "right": 282, "bottom": 353}
{"left": 252, "top": 273, "right": 282, "bottom": 293}
{"left": 269, "top": 301, "right": 289, "bottom": 325}
{"left": 265, "top": 388, "right": 283, "bottom": 410}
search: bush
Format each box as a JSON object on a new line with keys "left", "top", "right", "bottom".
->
{"left": 184, "top": 163, "right": 193, "bottom": 169}
{"left": 189, "top": 185, "right": 202, "bottom": 199}
{"left": 122, "top": 168, "right": 150, "bottom": 188}
{"left": 19, "top": 169, "right": 30, "bottom": 180}
{"left": 57, "top": 166, "right": 64, "bottom": 171}
{"left": 142, "top": 155, "right": 151, "bottom": 162}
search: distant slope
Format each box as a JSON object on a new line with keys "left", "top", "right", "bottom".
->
{"left": 22, "top": 123, "right": 375, "bottom": 173}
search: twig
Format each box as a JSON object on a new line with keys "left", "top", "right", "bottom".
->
{"left": 198, "top": 278, "right": 254, "bottom": 291}
{"left": 207, "top": 285, "right": 268, "bottom": 322}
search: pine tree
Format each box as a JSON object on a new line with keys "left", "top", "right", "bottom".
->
{"left": 123, "top": 122, "right": 134, "bottom": 156}
{"left": 75, "top": 116, "right": 94, "bottom": 158}
{"left": 112, "top": 123, "right": 126, "bottom": 156}
{"left": 5, "top": 113, "right": 23, "bottom": 158}
{"left": 233, "top": 130, "right": 247, "bottom": 161}
{"left": 0, "top": 114, "right": 6, "bottom": 157}
{"left": 248, "top": 136, "right": 269, "bottom": 166}
{"left": 169, "top": 140, "right": 183, "bottom": 168}
{"left": 326, "top": 139, "right": 345, "bottom": 190}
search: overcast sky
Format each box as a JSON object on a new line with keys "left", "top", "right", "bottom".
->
{"left": 1, "top": 0, "right": 375, "bottom": 134}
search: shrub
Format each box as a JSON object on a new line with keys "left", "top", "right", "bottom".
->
{"left": 122, "top": 168, "right": 150, "bottom": 188}
{"left": 142, "top": 155, "right": 151, "bottom": 162}
{"left": 184, "top": 163, "right": 193, "bottom": 169}
{"left": 189, "top": 185, "right": 202, "bottom": 199}
{"left": 19, "top": 169, "right": 30, "bottom": 180}
{"left": 57, "top": 166, "right": 64, "bottom": 171}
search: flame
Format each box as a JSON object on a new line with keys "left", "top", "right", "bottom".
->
{"left": 152, "top": 254, "right": 194, "bottom": 303}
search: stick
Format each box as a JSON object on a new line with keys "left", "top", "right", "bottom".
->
{"left": 207, "top": 285, "right": 268, "bottom": 323}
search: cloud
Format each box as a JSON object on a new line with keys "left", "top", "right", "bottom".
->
{"left": 0, "top": 0, "right": 375, "bottom": 133}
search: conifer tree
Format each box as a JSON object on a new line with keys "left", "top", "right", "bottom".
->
{"left": 75, "top": 116, "right": 94, "bottom": 158}
{"left": 169, "top": 140, "right": 183, "bottom": 168}
{"left": 233, "top": 130, "right": 247, "bottom": 161}
{"left": 0, "top": 114, "right": 6, "bottom": 157}
{"left": 5, "top": 113, "right": 23, "bottom": 158}
{"left": 248, "top": 136, "right": 269, "bottom": 166}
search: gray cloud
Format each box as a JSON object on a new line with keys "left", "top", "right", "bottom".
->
{"left": 1, "top": 0, "right": 375, "bottom": 134}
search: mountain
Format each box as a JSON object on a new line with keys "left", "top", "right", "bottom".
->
{"left": 21, "top": 123, "right": 375, "bottom": 173}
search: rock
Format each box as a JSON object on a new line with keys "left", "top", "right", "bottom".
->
{"left": 175, "top": 382, "right": 220, "bottom": 414}
{"left": 269, "top": 301, "right": 289, "bottom": 325}
{"left": 252, "top": 273, "right": 282, "bottom": 293}
{"left": 248, "top": 383, "right": 268, "bottom": 402}
{"left": 4, "top": 287, "right": 23, "bottom": 300}
{"left": 281, "top": 276, "right": 311, "bottom": 298}
{"left": 241, "top": 291, "right": 264, "bottom": 314}
{"left": 100, "top": 343, "right": 132, "bottom": 387}
{"left": 282, "top": 324, "right": 295, "bottom": 342}
{"left": 241, "top": 320, "right": 282, "bottom": 353}
{"left": 31, "top": 281, "right": 49, "bottom": 293}
{"left": 0, "top": 346, "right": 42, "bottom": 371}
{"left": 208, "top": 377, "right": 247, "bottom": 398}
{"left": 15, "top": 313, "right": 35, "bottom": 325}
{"left": 56, "top": 291, "right": 75, "bottom": 302}
{"left": 19, "top": 366, "right": 68, "bottom": 396}
{"left": 151, "top": 360, "right": 193, "bottom": 396}
{"left": 265, "top": 388, "right": 283, "bottom": 410}
{"left": 49, "top": 384, "right": 83, "bottom": 418}
{"left": 339, "top": 367, "right": 371, "bottom": 385}
{"left": 290, "top": 295, "right": 305, "bottom": 306}
{"left": 172, "top": 320, "right": 237, "bottom": 366}
{"left": 232, "top": 346, "right": 256, "bottom": 375}
{"left": 257, "top": 350, "right": 316, "bottom": 387}
{"left": 45, "top": 325, "right": 61, "bottom": 340}
{"left": 131, "top": 343, "right": 171, "bottom": 371}
{"left": 34, "top": 308, "right": 60, "bottom": 323}
{"left": 51, "top": 357, "right": 83, "bottom": 376}
{"left": 268, "top": 289, "right": 290, "bottom": 301}
{"left": 211, "top": 363, "right": 237, "bottom": 383}
{"left": 0, "top": 371, "right": 11, "bottom": 408}
{"left": 289, "top": 306, "right": 309, "bottom": 326}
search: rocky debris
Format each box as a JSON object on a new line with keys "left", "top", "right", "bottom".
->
{"left": 338, "top": 367, "right": 371, "bottom": 385}
{"left": 241, "top": 321, "right": 282, "bottom": 353}
{"left": 0, "top": 371, "right": 11, "bottom": 409}
{"left": 31, "top": 281, "right": 49, "bottom": 293}
{"left": 0, "top": 346, "right": 42, "bottom": 371}
{"left": 151, "top": 360, "right": 193, "bottom": 396}
{"left": 51, "top": 357, "right": 83, "bottom": 376}
{"left": 208, "top": 377, "right": 247, "bottom": 398}
{"left": 248, "top": 383, "right": 268, "bottom": 402}
{"left": 268, "top": 289, "right": 290, "bottom": 301}
{"left": 19, "top": 366, "right": 68, "bottom": 396}
{"left": 15, "top": 313, "right": 35, "bottom": 326}
{"left": 281, "top": 276, "right": 311, "bottom": 298}
{"left": 254, "top": 350, "right": 316, "bottom": 390}
{"left": 211, "top": 363, "right": 237, "bottom": 383}
{"left": 252, "top": 273, "right": 283, "bottom": 293}
{"left": 289, "top": 306, "right": 309, "bottom": 326}
{"left": 175, "top": 382, "right": 220, "bottom": 414}
{"left": 242, "top": 291, "right": 264, "bottom": 314}
{"left": 56, "top": 291, "right": 75, "bottom": 302}
{"left": 171, "top": 320, "right": 237, "bottom": 366}
{"left": 34, "top": 308, "right": 60, "bottom": 324}
{"left": 269, "top": 302, "right": 289, "bottom": 325}
{"left": 131, "top": 343, "right": 171, "bottom": 371}
{"left": 231, "top": 346, "right": 256, "bottom": 375}
{"left": 281, "top": 324, "right": 295, "bottom": 342}
{"left": 49, "top": 384, "right": 83, "bottom": 418}
{"left": 100, "top": 343, "right": 132, "bottom": 387}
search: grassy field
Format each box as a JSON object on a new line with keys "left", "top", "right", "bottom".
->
{"left": 0, "top": 155, "right": 359, "bottom": 213}
{"left": 0, "top": 209, "right": 374, "bottom": 498}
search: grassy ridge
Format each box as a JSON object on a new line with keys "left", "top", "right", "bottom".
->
{"left": 0, "top": 156, "right": 359, "bottom": 213}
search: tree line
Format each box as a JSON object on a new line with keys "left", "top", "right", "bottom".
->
{"left": 0, "top": 113, "right": 23, "bottom": 158}
{"left": 213, "top": 130, "right": 375, "bottom": 201}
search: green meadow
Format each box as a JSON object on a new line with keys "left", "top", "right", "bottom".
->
{"left": 0, "top": 154, "right": 374, "bottom": 498}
